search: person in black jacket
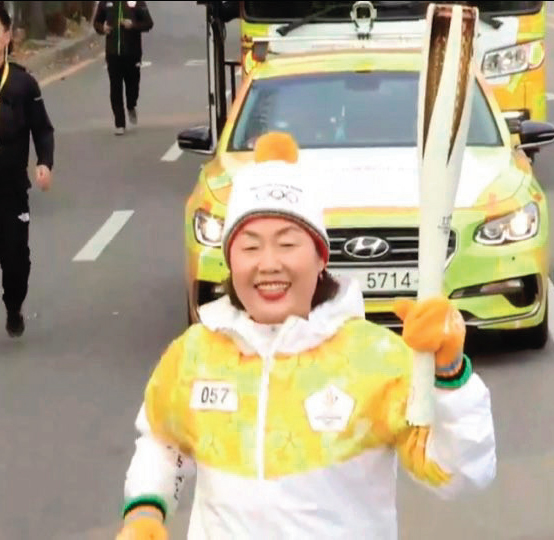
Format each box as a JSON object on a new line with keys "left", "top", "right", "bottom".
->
{"left": 0, "top": 8, "right": 54, "bottom": 337}
{"left": 93, "top": 1, "right": 153, "bottom": 135}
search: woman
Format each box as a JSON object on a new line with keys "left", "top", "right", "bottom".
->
{"left": 116, "top": 133, "right": 496, "bottom": 539}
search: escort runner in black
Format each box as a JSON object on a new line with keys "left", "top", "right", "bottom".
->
{"left": 0, "top": 8, "right": 54, "bottom": 338}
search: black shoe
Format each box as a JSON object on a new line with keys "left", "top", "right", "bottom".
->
{"left": 6, "top": 311, "right": 25, "bottom": 338}
{"left": 128, "top": 108, "right": 137, "bottom": 125}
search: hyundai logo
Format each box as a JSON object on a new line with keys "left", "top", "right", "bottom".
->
{"left": 343, "top": 236, "right": 390, "bottom": 259}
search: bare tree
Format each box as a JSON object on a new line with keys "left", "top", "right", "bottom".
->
{"left": 28, "top": 1, "right": 46, "bottom": 39}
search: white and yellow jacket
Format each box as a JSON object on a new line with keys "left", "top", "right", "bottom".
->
{"left": 123, "top": 278, "right": 496, "bottom": 539}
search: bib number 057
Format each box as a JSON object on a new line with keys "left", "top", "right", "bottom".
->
{"left": 191, "top": 381, "right": 238, "bottom": 412}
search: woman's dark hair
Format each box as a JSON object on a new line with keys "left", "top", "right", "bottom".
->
{"left": 224, "top": 269, "right": 340, "bottom": 312}
{"left": 0, "top": 8, "right": 13, "bottom": 55}
{"left": 0, "top": 8, "right": 11, "bottom": 32}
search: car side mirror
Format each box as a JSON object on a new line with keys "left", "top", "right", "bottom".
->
{"left": 516, "top": 120, "right": 554, "bottom": 149}
{"left": 514, "top": 120, "right": 554, "bottom": 161}
{"left": 178, "top": 126, "right": 213, "bottom": 155}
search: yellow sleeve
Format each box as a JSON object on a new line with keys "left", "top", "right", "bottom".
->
{"left": 361, "top": 327, "right": 452, "bottom": 488}
{"left": 390, "top": 343, "right": 452, "bottom": 487}
{"left": 144, "top": 331, "right": 188, "bottom": 447}
{"left": 398, "top": 373, "right": 496, "bottom": 497}
{"left": 396, "top": 426, "right": 452, "bottom": 487}
{"left": 360, "top": 323, "right": 492, "bottom": 493}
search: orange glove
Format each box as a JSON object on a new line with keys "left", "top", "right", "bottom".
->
{"left": 394, "top": 297, "right": 466, "bottom": 378}
{"left": 115, "top": 505, "right": 167, "bottom": 540}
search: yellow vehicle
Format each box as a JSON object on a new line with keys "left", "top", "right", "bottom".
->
{"left": 239, "top": 1, "right": 547, "bottom": 123}
{"left": 178, "top": 43, "right": 554, "bottom": 348}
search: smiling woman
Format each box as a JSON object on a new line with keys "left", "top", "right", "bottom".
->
{"left": 116, "top": 132, "right": 496, "bottom": 540}
{"left": 226, "top": 218, "right": 325, "bottom": 323}
{"left": 220, "top": 132, "right": 331, "bottom": 324}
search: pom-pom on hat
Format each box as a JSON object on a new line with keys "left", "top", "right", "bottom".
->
{"left": 253, "top": 131, "right": 299, "bottom": 164}
{"left": 222, "top": 132, "right": 330, "bottom": 266}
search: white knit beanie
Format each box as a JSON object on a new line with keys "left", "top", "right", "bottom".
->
{"left": 222, "top": 132, "right": 330, "bottom": 266}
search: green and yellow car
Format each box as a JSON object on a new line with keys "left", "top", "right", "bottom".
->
{"left": 180, "top": 48, "right": 554, "bottom": 348}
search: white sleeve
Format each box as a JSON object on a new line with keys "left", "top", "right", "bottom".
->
{"left": 124, "top": 403, "right": 196, "bottom": 517}
{"left": 424, "top": 373, "right": 497, "bottom": 499}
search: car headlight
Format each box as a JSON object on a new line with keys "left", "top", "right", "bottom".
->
{"left": 193, "top": 209, "right": 224, "bottom": 247}
{"left": 475, "top": 202, "right": 539, "bottom": 245}
{"left": 482, "top": 40, "right": 545, "bottom": 78}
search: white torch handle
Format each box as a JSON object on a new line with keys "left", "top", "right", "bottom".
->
{"left": 408, "top": 3, "right": 478, "bottom": 426}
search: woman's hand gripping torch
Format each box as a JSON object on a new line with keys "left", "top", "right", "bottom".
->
{"left": 407, "top": 3, "right": 478, "bottom": 426}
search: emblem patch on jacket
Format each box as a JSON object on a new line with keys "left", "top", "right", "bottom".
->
{"left": 304, "top": 384, "right": 355, "bottom": 432}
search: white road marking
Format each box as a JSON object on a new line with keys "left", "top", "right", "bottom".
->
{"left": 548, "top": 279, "right": 554, "bottom": 337}
{"left": 39, "top": 57, "right": 98, "bottom": 88}
{"left": 546, "top": 93, "right": 554, "bottom": 102}
{"left": 161, "top": 141, "right": 183, "bottom": 162}
{"left": 184, "top": 59, "right": 206, "bottom": 67}
{"left": 140, "top": 60, "right": 152, "bottom": 68}
{"left": 73, "top": 211, "right": 134, "bottom": 262}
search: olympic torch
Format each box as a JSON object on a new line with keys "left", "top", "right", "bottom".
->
{"left": 407, "top": 3, "right": 479, "bottom": 426}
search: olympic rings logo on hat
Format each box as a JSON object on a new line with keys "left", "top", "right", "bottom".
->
{"left": 252, "top": 184, "right": 302, "bottom": 204}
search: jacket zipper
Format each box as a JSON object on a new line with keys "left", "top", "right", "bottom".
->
{"left": 0, "top": 61, "right": 9, "bottom": 96}
{"left": 256, "top": 355, "right": 272, "bottom": 480}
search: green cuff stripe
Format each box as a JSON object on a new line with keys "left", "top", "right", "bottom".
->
{"left": 121, "top": 494, "right": 168, "bottom": 520}
{"left": 435, "top": 355, "right": 472, "bottom": 389}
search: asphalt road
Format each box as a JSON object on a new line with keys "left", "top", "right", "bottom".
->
{"left": 0, "top": 3, "right": 553, "bottom": 539}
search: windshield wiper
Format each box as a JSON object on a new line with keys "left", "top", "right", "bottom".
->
{"left": 276, "top": 4, "right": 349, "bottom": 36}
{"left": 369, "top": 1, "right": 427, "bottom": 16}
{"left": 372, "top": 1, "right": 420, "bottom": 8}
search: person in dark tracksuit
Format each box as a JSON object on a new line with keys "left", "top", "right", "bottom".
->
{"left": 93, "top": 1, "right": 153, "bottom": 135}
{"left": 0, "top": 8, "right": 54, "bottom": 338}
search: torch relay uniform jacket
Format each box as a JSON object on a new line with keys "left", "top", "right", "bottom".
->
{"left": 122, "top": 277, "right": 496, "bottom": 539}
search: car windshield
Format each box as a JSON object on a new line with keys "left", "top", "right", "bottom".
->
{"left": 229, "top": 71, "right": 503, "bottom": 151}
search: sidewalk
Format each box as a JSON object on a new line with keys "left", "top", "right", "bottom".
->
{"left": 10, "top": 19, "right": 103, "bottom": 78}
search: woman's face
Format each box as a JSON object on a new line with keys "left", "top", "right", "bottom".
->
{"left": 0, "top": 23, "right": 10, "bottom": 60}
{"left": 229, "top": 217, "right": 325, "bottom": 324}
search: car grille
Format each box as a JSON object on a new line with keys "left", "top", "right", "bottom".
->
{"left": 327, "top": 227, "right": 457, "bottom": 267}
{"left": 365, "top": 309, "right": 471, "bottom": 330}
{"left": 365, "top": 312, "right": 403, "bottom": 328}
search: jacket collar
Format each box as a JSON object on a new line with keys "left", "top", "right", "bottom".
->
{"left": 198, "top": 276, "right": 365, "bottom": 357}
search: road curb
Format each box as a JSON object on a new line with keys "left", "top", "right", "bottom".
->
{"left": 17, "top": 28, "right": 103, "bottom": 76}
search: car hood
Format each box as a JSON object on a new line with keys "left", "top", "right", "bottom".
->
{"left": 208, "top": 146, "right": 524, "bottom": 210}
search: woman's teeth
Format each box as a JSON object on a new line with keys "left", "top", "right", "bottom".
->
{"left": 256, "top": 283, "right": 289, "bottom": 291}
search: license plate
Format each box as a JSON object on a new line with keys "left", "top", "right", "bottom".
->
{"left": 329, "top": 268, "right": 419, "bottom": 293}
